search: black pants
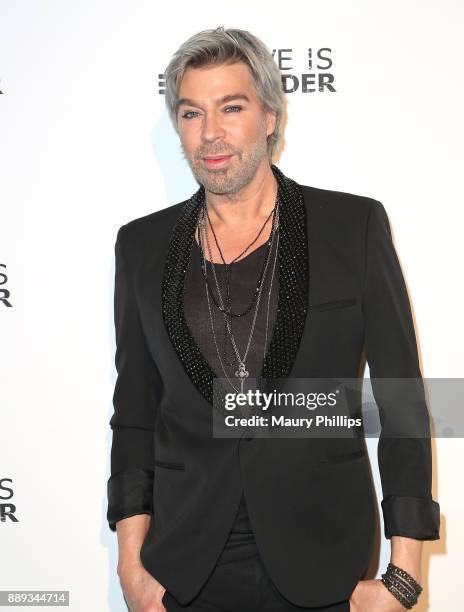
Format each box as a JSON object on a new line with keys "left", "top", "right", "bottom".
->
{"left": 161, "top": 541, "right": 350, "bottom": 612}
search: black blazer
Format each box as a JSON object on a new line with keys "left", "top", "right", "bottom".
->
{"left": 107, "top": 164, "right": 440, "bottom": 608}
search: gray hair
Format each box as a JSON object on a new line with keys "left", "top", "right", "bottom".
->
{"left": 163, "top": 26, "right": 286, "bottom": 162}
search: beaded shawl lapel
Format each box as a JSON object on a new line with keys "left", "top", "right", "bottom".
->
{"left": 161, "top": 164, "right": 309, "bottom": 409}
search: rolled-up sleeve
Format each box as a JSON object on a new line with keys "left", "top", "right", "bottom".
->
{"left": 107, "top": 224, "right": 162, "bottom": 532}
{"left": 362, "top": 200, "right": 440, "bottom": 540}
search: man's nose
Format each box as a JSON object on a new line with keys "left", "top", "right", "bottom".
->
{"left": 201, "top": 111, "right": 226, "bottom": 142}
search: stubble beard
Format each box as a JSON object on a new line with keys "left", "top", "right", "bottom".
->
{"left": 181, "top": 132, "right": 269, "bottom": 196}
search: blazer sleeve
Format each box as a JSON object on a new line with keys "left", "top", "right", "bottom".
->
{"left": 106, "top": 224, "right": 162, "bottom": 532}
{"left": 362, "top": 200, "right": 440, "bottom": 540}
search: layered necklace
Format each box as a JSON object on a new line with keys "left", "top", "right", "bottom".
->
{"left": 196, "top": 191, "right": 280, "bottom": 394}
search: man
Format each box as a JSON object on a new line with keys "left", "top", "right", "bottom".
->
{"left": 107, "top": 27, "right": 440, "bottom": 612}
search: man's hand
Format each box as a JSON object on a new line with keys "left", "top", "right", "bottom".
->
{"left": 118, "top": 560, "right": 167, "bottom": 612}
{"left": 349, "top": 579, "right": 406, "bottom": 611}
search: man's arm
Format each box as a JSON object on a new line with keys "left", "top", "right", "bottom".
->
{"left": 390, "top": 536, "right": 423, "bottom": 584}
{"left": 115, "top": 514, "right": 152, "bottom": 576}
{"left": 362, "top": 200, "right": 440, "bottom": 568}
{"left": 107, "top": 224, "right": 162, "bottom": 544}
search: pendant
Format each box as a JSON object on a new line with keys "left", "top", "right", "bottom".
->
{"left": 235, "top": 362, "right": 249, "bottom": 394}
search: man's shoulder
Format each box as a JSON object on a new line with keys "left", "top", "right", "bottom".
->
{"left": 116, "top": 198, "right": 188, "bottom": 247}
{"left": 299, "top": 182, "right": 380, "bottom": 217}
{"left": 297, "top": 182, "right": 387, "bottom": 240}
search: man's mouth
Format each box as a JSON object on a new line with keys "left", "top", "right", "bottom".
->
{"left": 202, "top": 155, "right": 234, "bottom": 169}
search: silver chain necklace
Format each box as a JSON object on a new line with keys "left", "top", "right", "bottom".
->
{"left": 198, "top": 202, "right": 280, "bottom": 394}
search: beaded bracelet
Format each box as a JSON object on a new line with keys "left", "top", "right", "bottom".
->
{"left": 380, "top": 562, "right": 423, "bottom": 609}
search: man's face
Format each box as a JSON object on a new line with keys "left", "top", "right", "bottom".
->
{"left": 176, "top": 61, "right": 277, "bottom": 195}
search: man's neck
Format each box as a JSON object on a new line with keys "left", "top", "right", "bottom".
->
{"left": 203, "top": 161, "right": 278, "bottom": 228}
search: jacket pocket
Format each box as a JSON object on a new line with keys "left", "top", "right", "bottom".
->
{"left": 317, "top": 448, "right": 366, "bottom": 467}
{"left": 154, "top": 459, "right": 185, "bottom": 470}
{"left": 309, "top": 298, "right": 357, "bottom": 312}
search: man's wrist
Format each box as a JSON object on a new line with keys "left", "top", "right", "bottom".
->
{"left": 390, "top": 535, "right": 423, "bottom": 584}
{"left": 389, "top": 557, "right": 421, "bottom": 585}
{"left": 381, "top": 562, "right": 423, "bottom": 609}
{"left": 117, "top": 557, "right": 144, "bottom": 578}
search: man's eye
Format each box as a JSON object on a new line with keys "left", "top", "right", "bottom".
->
{"left": 181, "top": 105, "right": 243, "bottom": 120}
{"left": 181, "top": 111, "right": 199, "bottom": 120}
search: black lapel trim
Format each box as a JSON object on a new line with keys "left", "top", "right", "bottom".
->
{"left": 161, "top": 164, "right": 309, "bottom": 410}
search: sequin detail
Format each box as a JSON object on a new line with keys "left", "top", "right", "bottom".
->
{"left": 161, "top": 164, "right": 309, "bottom": 407}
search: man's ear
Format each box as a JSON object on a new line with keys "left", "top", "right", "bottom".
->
{"left": 266, "top": 110, "right": 278, "bottom": 138}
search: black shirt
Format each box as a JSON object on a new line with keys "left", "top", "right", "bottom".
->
{"left": 183, "top": 233, "right": 279, "bottom": 557}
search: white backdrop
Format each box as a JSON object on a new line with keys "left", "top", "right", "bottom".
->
{"left": 1, "top": 1, "right": 461, "bottom": 610}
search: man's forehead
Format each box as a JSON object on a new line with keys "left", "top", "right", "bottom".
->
{"left": 176, "top": 92, "right": 251, "bottom": 109}
{"left": 176, "top": 62, "right": 254, "bottom": 107}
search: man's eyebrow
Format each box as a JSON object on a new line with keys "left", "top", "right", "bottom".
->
{"left": 176, "top": 93, "right": 250, "bottom": 110}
